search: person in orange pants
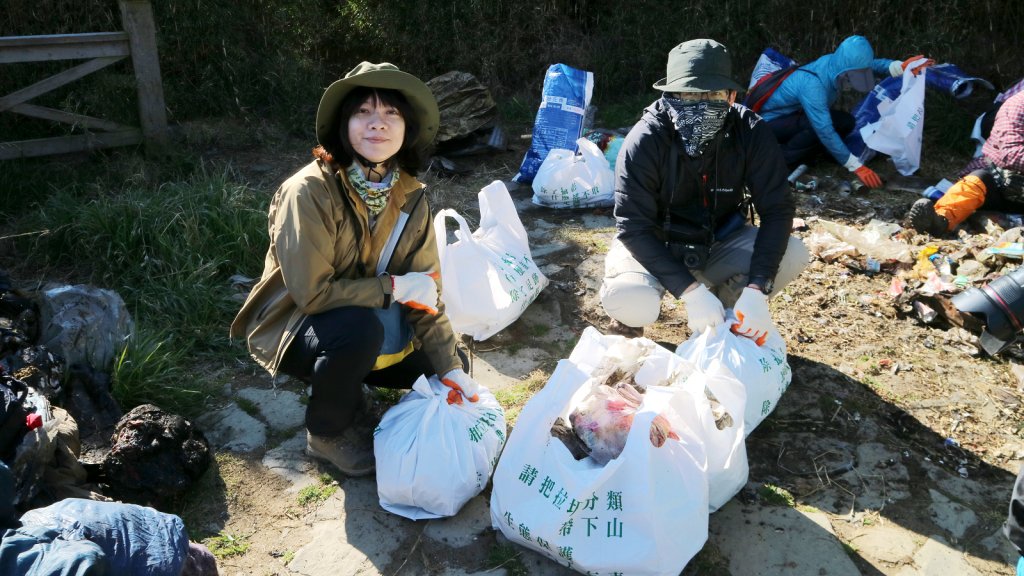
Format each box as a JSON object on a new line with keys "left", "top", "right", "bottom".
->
{"left": 909, "top": 89, "right": 1024, "bottom": 234}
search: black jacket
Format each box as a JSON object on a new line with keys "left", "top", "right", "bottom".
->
{"left": 613, "top": 99, "right": 795, "bottom": 297}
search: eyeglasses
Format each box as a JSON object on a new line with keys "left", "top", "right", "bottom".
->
{"left": 675, "top": 90, "right": 730, "bottom": 102}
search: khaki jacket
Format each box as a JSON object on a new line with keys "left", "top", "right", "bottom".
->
{"left": 229, "top": 160, "right": 461, "bottom": 377}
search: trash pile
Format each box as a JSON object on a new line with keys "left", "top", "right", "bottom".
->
{"left": 560, "top": 341, "right": 682, "bottom": 464}
{"left": 0, "top": 269, "right": 216, "bottom": 574}
{"left": 803, "top": 211, "right": 1024, "bottom": 356}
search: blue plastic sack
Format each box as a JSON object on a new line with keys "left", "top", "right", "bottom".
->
{"left": 844, "top": 76, "right": 903, "bottom": 161}
{"left": 925, "top": 63, "right": 994, "bottom": 99}
{"left": 513, "top": 64, "right": 594, "bottom": 184}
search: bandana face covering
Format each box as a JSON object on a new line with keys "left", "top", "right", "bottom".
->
{"left": 663, "top": 97, "right": 731, "bottom": 157}
{"left": 347, "top": 162, "right": 399, "bottom": 217}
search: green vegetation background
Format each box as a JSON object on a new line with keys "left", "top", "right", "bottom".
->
{"left": 3, "top": 0, "right": 1022, "bottom": 136}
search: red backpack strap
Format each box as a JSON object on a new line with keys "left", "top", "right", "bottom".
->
{"left": 744, "top": 67, "right": 798, "bottom": 113}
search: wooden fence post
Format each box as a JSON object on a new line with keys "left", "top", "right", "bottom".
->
{"left": 119, "top": 0, "right": 168, "bottom": 156}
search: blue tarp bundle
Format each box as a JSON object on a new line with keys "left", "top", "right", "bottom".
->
{"left": 0, "top": 498, "right": 189, "bottom": 575}
{"left": 925, "top": 63, "right": 994, "bottom": 99}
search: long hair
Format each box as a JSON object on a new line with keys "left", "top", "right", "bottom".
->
{"left": 314, "top": 86, "right": 425, "bottom": 174}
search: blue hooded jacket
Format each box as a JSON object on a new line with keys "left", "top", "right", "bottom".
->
{"left": 759, "top": 36, "right": 895, "bottom": 168}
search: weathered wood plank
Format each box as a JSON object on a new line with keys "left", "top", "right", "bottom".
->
{"left": 0, "top": 33, "right": 129, "bottom": 64}
{"left": 0, "top": 130, "right": 142, "bottom": 160}
{"left": 10, "top": 103, "right": 133, "bottom": 133}
{"left": 120, "top": 0, "right": 168, "bottom": 154}
{"left": 0, "top": 56, "right": 125, "bottom": 112}
{"left": 0, "top": 32, "right": 126, "bottom": 47}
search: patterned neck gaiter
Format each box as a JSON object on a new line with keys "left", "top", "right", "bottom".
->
{"left": 346, "top": 162, "right": 399, "bottom": 217}
{"left": 663, "top": 97, "right": 731, "bottom": 157}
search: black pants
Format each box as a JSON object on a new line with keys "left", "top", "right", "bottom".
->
{"left": 278, "top": 306, "right": 455, "bottom": 436}
{"left": 767, "top": 109, "right": 855, "bottom": 168}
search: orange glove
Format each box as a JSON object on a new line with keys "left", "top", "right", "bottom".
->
{"left": 854, "top": 166, "right": 883, "bottom": 189}
{"left": 730, "top": 287, "right": 771, "bottom": 346}
{"left": 441, "top": 369, "right": 480, "bottom": 405}
{"left": 901, "top": 55, "right": 935, "bottom": 76}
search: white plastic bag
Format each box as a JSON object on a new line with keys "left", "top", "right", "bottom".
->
{"left": 861, "top": 62, "right": 927, "bottom": 176}
{"left": 434, "top": 181, "right": 549, "bottom": 341}
{"left": 568, "top": 328, "right": 747, "bottom": 511}
{"left": 676, "top": 319, "right": 791, "bottom": 434}
{"left": 375, "top": 374, "right": 506, "bottom": 520}
{"left": 531, "top": 137, "right": 614, "bottom": 209}
{"left": 490, "top": 327, "right": 710, "bottom": 575}
{"left": 675, "top": 359, "right": 748, "bottom": 512}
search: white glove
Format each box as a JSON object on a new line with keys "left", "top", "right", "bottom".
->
{"left": 441, "top": 369, "right": 480, "bottom": 405}
{"left": 391, "top": 271, "right": 439, "bottom": 314}
{"left": 679, "top": 283, "right": 725, "bottom": 333}
{"left": 730, "top": 286, "right": 772, "bottom": 346}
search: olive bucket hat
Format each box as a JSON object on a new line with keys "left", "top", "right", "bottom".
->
{"left": 653, "top": 39, "right": 744, "bottom": 93}
{"left": 315, "top": 62, "right": 440, "bottom": 151}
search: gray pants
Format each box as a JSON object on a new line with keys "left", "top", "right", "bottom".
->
{"left": 600, "top": 225, "right": 809, "bottom": 328}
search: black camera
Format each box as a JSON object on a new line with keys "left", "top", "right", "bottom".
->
{"left": 669, "top": 242, "right": 709, "bottom": 270}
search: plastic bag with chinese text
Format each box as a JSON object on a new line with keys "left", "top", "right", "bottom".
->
{"left": 676, "top": 318, "right": 791, "bottom": 434}
{"left": 375, "top": 374, "right": 505, "bottom": 519}
{"left": 531, "top": 137, "right": 614, "bottom": 209}
{"left": 434, "top": 181, "right": 549, "bottom": 341}
{"left": 490, "top": 327, "right": 710, "bottom": 575}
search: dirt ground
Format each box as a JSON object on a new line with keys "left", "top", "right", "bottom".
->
{"left": 170, "top": 122, "right": 1024, "bottom": 575}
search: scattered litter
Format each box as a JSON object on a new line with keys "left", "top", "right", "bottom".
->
{"left": 913, "top": 300, "right": 938, "bottom": 323}
{"left": 987, "top": 242, "right": 1024, "bottom": 258}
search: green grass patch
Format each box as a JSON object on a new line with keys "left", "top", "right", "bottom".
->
{"left": 494, "top": 370, "right": 549, "bottom": 427}
{"left": 204, "top": 530, "right": 250, "bottom": 559}
{"left": 235, "top": 396, "right": 260, "bottom": 418}
{"left": 759, "top": 483, "right": 795, "bottom": 507}
{"left": 485, "top": 542, "right": 528, "bottom": 576}
{"left": 528, "top": 324, "right": 550, "bottom": 338}
{"left": 7, "top": 161, "right": 267, "bottom": 347}
{"left": 297, "top": 474, "right": 339, "bottom": 506}
{"left": 2, "top": 154, "right": 269, "bottom": 416}
{"left": 112, "top": 327, "right": 211, "bottom": 416}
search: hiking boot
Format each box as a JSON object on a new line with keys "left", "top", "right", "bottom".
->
{"left": 908, "top": 198, "right": 950, "bottom": 235}
{"left": 306, "top": 426, "right": 376, "bottom": 477}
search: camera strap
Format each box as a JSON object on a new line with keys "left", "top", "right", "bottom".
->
{"left": 662, "top": 125, "right": 728, "bottom": 246}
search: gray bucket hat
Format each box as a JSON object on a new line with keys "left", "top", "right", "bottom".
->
{"left": 315, "top": 62, "right": 440, "bottom": 151}
{"left": 653, "top": 39, "right": 744, "bottom": 93}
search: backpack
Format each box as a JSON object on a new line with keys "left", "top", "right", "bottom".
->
{"left": 743, "top": 65, "right": 798, "bottom": 113}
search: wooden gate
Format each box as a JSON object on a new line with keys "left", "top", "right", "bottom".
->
{"left": 0, "top": 0, "right": 168, "bottom": 159}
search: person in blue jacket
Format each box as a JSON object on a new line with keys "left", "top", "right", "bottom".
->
{"left": 757, "top": 35, "right": 933, "bottom": 189}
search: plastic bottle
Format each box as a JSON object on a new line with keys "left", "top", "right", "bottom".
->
{"left": 921, "top": 186, "right": 944, "bottom": 201}
{"left": 787, "top": 164, "right": 809, "bottom": 185}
